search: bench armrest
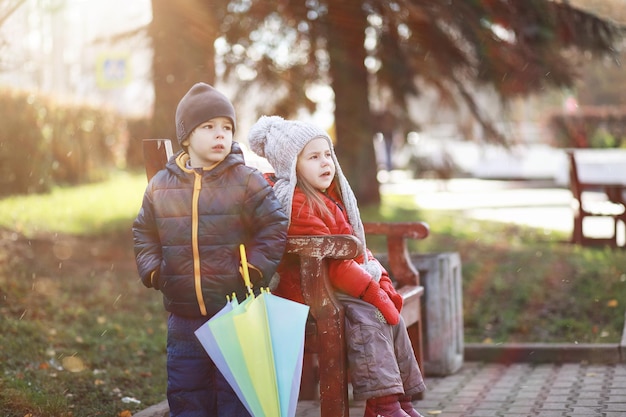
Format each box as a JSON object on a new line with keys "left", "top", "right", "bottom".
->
{"left": 286, "top": 234, "right": 361, "bottom": 259}
{"left": 285, "top": 234, "right": 361, "bottom": 322}
{"left": 364, "top": 221, "right": 430, "bottom": 288}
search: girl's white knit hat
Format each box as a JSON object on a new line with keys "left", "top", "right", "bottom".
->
{"left": 248, "top": 115, "right": 367, "bottom": 257}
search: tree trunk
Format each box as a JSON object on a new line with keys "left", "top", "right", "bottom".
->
{"left": 326, "top": 1, "right": 380, "bottom": 205}
{"left": 150, "top": 0, "right": 217, "bottom": 146}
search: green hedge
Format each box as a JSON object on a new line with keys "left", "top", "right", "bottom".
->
{"left": 0, "top": 93, "right": 50, "bottom": 197}
{"left": 0, "top": 89, "right": 151, "bottom": 197}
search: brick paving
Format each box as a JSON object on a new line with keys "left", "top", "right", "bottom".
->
{"left": 293, "top": 362, "right": 626, "bottom": 417}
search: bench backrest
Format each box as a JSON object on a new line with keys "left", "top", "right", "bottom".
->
{"left": 143, "top": 138, "right": 174, "bottom": 181}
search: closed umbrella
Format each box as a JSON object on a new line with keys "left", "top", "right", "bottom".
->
{"left": 195, "top": 244, "right": 309, "bottom": 417}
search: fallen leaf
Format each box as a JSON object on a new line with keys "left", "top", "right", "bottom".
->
{"left": 118, "top": 410, "right": 132, "bottom": 417}
{"left": 607, "top": 299, "right": 618, "bottom": 308}
{"left": 62, "top": 356, "right": 86, "bottom": 373}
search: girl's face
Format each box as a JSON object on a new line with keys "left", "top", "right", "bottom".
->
{"left": 182, "top": 116, "right": 233, "bottom": 167}
{"left": 296, "top": 137, "right": 336, "bottom": 191}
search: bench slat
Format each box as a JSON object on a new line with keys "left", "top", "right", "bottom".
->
{"left": 364, "top": 222, "right": 429, "bottom": 287}
{"left": 398, "top": 285, "right": 424, "bottom": 326}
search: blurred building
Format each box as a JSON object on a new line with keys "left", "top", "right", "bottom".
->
{"left": 0, "top": 0, "right": 153, "bottom": 117}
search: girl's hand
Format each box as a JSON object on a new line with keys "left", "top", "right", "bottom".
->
{"left": 360, "top": 280, "right": 400, "bottom": 325}
{"left": 379, "top": 276, "right": 403, "bottom": 312}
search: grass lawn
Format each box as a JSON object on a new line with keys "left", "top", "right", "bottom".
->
{"left": 1, "top": 171, "right": 625, "bottom": 416}
{"left": 0, "top": 172, "right": 167, "bottom": 417}
{"left": 363, "top": 194, "right": 626, "bottom": 345}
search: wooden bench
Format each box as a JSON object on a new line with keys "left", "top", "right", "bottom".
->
{"left": 289, "top": 223, "right": 428, "bottom": 417}
{"left": 566, "top": 150, "right": 626, "bottom": 247}
{"left": 142, "top": 139, "right": 427, "bottom": 417}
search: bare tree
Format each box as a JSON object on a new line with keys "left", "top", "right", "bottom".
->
{"left": 150, "top": 0, "right": 223, "bottom": 143}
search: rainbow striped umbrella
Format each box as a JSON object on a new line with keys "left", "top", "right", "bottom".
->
{"left": 195, "top": 245, "right": 309, "bottom": 417}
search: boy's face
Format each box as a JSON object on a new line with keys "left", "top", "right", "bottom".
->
{"left": 183, "top": 116, "right": 234, "bottom": 167}
{"left": 296, "top": 137, "right": 336, "bottom": 192}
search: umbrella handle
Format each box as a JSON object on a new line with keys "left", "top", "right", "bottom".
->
{"left": 239, "top": 244, "right": 253, "bottom": 295}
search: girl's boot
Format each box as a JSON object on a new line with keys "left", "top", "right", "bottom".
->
{"left": 399, "top": 395, "right": 424, "bottom": 417}
{"left": 364, "top": 394, "right": 410, "bottom": 417}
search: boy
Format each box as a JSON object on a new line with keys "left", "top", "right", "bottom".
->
{"left": 133, "top": 83, "right": 288, "bottom": 417}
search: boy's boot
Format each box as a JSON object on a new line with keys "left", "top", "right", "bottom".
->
{"left": 364, "top": 394, "right": 410, "bottom": 417}
{"left": 399, "top": 395, "right": 424, "bottom": 417}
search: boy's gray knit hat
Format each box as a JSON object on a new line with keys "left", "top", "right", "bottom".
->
{"left": 175, "top": 82, "right": 236, "bottom": 145}
{"left": 248, "top": 115, "right": 367, "bottom": 256}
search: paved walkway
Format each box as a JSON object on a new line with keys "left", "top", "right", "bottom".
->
{"left": 380, "top": 176, "right": 625, "bottom": 244}
{"left": 294, "top": 362, "right": 626, "bottom": 417}
{"left": 136, "top": 360, "right": 626, "bottom": 417}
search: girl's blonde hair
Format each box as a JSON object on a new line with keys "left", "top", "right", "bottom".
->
{"left": 295, "top": 170, "right": 340, "bottom": 220}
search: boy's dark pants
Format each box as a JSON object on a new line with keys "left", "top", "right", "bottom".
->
{"left": 166, "top": 314, "right": 251, "bottom": 417}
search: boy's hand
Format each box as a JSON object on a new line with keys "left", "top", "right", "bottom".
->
{"left": 360, "top": 280, "right": 400, "bottom": 325}
{"left": 379, "top": 276, "right": 403, "bottom": 312}
{"left": 148, "top": 269, "right": 160, "bottom": 290}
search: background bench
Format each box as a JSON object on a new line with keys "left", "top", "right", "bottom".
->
{"left": 566, "top": 150, "right": 626, "bottom": 247}
{"left": 142, "top": 139, "right": 427, "bottom": 417}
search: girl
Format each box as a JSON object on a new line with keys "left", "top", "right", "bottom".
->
{"left": 248, "top": 115, "right": 425, "bottom": 417}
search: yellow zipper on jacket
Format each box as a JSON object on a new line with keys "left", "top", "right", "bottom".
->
{"left": 192, "top": 171, "right": 207, "bottom": 316}
{"left": 177, "top": 152, "right": 221, "bottom": 317}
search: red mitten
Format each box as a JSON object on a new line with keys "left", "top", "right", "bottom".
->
{"left": 379, "top": 276, "right": 403, "bottom": 312}
{"left": 360, "top": 280, "right": 400, "bottom": 325}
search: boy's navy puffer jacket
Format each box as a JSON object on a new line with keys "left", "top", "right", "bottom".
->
{"left": 132, "top": 142, "right": 288, "bottom": 318}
